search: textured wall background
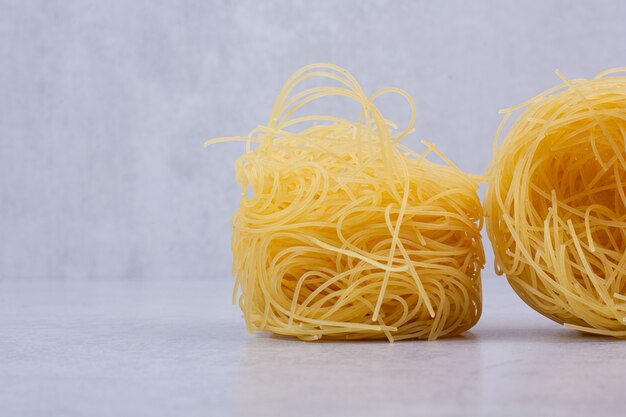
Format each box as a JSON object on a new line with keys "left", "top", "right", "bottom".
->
{"left": 1, "top": 0, "right": 626, "bottom": 280}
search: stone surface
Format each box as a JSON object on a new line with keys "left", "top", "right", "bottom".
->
{"left": 2, "top": 277, "right": 623, "bottom": 417}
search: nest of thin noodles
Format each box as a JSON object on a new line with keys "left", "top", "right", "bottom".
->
{"left": 486, "top": 68, "right": 626, "bottom": 337}
{"left": 209, "top": 64, "right": 484, "bottom": 341}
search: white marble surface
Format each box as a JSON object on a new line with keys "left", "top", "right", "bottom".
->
{"left": 2, "top": 277, "right": 625, "bottom": 417}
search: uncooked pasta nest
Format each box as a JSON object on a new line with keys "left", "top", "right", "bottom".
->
{"left": 207, "top": 64, "right": 484, "bottom": 341}
{"left": 486, "top": 68, "right": 626, "bottom": 337}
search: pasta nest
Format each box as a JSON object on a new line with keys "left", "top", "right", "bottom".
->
{"left": 486, "top": 69, "right": 626, "bottom": 336}
{"left": 209, "top": 64, "right": 484, "bottom": 341}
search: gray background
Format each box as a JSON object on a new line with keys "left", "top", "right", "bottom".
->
{"left": 2, "top": 0, "right": 626, "bottom": 281}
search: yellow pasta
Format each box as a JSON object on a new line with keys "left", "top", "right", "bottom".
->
{"left": 207, "top": 64, "right": 484, "bottom": 341}
{"left": 486, "top": 68, "right": 626, "bottom": 337}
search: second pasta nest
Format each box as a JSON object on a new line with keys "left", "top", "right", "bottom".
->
{"left": 486, "top": 70, "right": 626, "bottom": 336}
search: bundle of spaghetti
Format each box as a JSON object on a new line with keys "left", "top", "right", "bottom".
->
{"left": 207, "top": 64, "right": 484, "bottom": 341}
{"left": 486, "top": 68, "right": 626, "bottom": 337}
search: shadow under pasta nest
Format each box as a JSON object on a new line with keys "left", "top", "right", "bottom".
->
{"left": 257, "top": 332, "right": 477, "bottom": 344}
{"left": 473, "top": 323, "right": 623, "bottom": 344}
